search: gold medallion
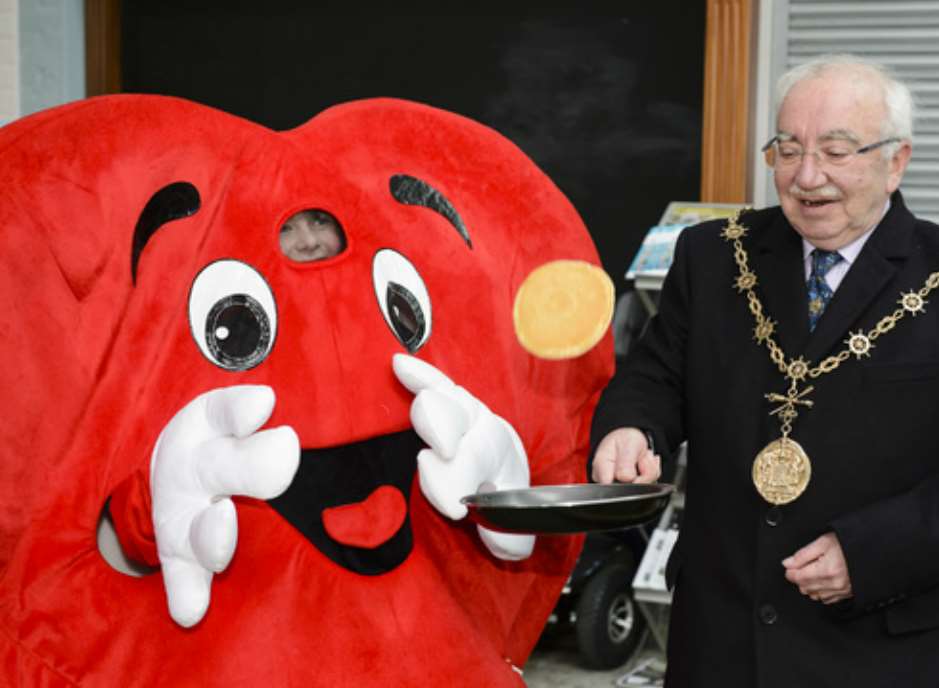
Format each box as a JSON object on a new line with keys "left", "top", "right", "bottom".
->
{"left": 752, "top": 437, "right": 811, "bottom": 505}
{"left": 723, "top": 210, "right": 939, "bottom": 506}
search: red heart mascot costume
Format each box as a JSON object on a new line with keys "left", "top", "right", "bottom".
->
{"left": 0, "top": 95, "right": 613, "bottom": 686}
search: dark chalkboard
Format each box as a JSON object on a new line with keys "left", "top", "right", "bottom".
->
{"left": 122, "top": 3, "right": 705, "bottom": 291}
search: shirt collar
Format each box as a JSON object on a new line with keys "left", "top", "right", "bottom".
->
{"left": 801, "top": 197, "right": 891, "bottom": 266}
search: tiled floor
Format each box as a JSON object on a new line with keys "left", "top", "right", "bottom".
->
{"left": 522, "top": 629, "right": 665, "bottom": 687}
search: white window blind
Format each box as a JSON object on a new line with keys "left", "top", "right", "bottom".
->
{"left": 782, "top": 0, "right": 939, "bottom": 222}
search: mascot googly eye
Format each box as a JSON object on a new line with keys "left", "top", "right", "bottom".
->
{"left": 372, "top": 249, "right": 431, "bottom": 352}
{"left": 189, "top": 259, "right": 278, "bottom": 371}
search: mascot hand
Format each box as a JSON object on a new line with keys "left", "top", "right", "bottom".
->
{"left": 150, "top": 385, "right": 300, "bottom": 627}
{"left": 392, "top": 354, "right": 534, "bottom": 561}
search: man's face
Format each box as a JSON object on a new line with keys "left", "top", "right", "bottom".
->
{"left": 279, "top": 209, "right": 345, "bottom": 261}
{"left": 773, "top": 73, "right": 910, "bottom": 250}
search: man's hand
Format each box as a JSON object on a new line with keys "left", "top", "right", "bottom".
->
{"left": 592, "top": 427, "right": 661, "bottom": 484}
{"left": 392, "top": 353, "right": 534, "bottom": 561}
{"left": 783, "top": 532, "right": 853, "bottom": 604}
{"left": 150, "top": 386, "right": 300, "bottom": 627}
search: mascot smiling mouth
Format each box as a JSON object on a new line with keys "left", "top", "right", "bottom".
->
{"left": 268, "top": 431, "right": 422, "bottom": 575}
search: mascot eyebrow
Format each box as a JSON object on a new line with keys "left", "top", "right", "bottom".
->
{"left": 131, "top": 182, "right": 202, "bottom": 283}
{"left": 389, "top": 174, "right": 472, "bottom": 249}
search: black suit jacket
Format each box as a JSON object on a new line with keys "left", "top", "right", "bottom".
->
{"left": 592, "top": 192, "right": 939, "bottom": 688}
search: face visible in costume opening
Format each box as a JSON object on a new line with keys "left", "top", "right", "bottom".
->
{"left": 279, "top": 209, "right": 346, "bottom": 262}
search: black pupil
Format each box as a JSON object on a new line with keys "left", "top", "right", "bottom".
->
{"left": 215, "top": 303, "right": 261, "bottom": 357}
{"left": 206, "top": 293, "right": 270, "bottom": 369}
{"left": 386, "top": 282, "right": 424, "bottom": 352}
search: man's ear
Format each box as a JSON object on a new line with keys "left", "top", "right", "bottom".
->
{"left": 886, "top": 141, "right": 912, "bottom": 193}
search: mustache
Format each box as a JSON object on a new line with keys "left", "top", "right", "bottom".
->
{"left": 788, "top": 184, "right": 841, "bottom": 201}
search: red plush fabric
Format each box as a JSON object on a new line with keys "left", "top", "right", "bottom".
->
{"left": 0, "top": 95, "right": 613, "bottom": 686}
{"left": 109, "top": 470, "right": 159, "bottom": 567}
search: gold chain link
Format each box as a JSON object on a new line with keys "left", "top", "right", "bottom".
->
{"left": 720, "top": 209, "right": 939, "bottom": 438}
{"left": 723, "top": 209, "right": 939, "bottom": 380}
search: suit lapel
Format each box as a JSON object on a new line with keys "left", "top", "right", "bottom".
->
{"left": 804, "top": 192, "right": 915, "bottom": 362}
{"left": 751, "top": 211, "right": 810, "bottom": 357}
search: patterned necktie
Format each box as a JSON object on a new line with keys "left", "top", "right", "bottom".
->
{"left": 807, "top": 249, "right": 843, "bottom": 331}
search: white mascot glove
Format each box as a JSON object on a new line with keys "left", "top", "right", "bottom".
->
{"left": 150, "top": 385, "right": 300, "bottom": 627}
{"left": 392, "top": 354, "right": 535, "bottom": 561}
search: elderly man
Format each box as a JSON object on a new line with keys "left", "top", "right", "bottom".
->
{"left": 592, "top": 54, "right": 939, "bottom": 687}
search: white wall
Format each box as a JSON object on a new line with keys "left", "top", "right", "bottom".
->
{"left": 750, "top": 0, "right": 788, "bottom": 209}
{"left": 19, "top": 0, "right": 84, "bottom": 117}
{"left": 0, "top": 0, "right": 85, "bottom": 127}
{"left": 0, "top": 0, "right": 18, "bottom": 126}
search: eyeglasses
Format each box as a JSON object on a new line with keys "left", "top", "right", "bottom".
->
{"left": 762, "top": 136, "right": 901, "bottom": 169}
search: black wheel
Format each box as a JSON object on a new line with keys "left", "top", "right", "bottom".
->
{"left": 574, "top": 561, "right": 645, "bottom": 670}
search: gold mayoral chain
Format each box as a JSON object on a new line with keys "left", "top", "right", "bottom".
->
{"left": 722, "top": 209, "right": 939, "bottom": 505}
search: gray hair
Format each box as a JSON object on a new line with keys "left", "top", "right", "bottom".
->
{"left": 775, "top": 54, "right": 914, "bottom": 156}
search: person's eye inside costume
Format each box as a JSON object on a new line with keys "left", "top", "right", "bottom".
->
{"left": 279, "top": 209, "right": 346, "bottom": 262}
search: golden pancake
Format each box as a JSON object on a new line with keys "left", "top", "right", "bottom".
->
{"left": 514, "top": 260, "right": 614, "bottom": 359}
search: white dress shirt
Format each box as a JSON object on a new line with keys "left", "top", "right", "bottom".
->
{"left": 801, "top": 199, "right": 890, "bottom": 292}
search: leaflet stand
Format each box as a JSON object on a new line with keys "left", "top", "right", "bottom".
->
{"left": 626, "top": 201, "right": 744, "bottom": 318}
{"left": 613, "top": 439, "right": 685, "bottom": 688}
{"left": 615, "top": 203, "right": 741, "bottom": 686}
{"left": 630, "top": 446, "right": 686, "bottom": 651}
